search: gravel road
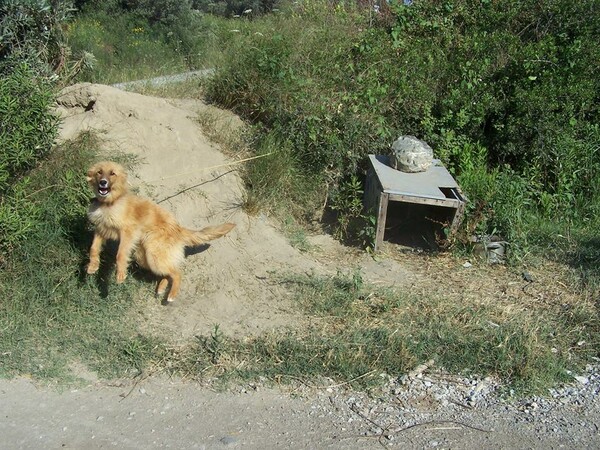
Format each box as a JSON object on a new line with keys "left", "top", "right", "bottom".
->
{"left": 2, "top": 362, "right": 598, "bottom": 449}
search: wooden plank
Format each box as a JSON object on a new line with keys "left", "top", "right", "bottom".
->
{"left": 374, "top": 192, "right": 389, "bottom": 252}
{"left": 387, "top": 193, "right": 461, "bottom": 208}
{"left": 449, "top": 198, "right": 466, "bottom": 236}
{"left": 363, "top": 167, "right": 382, "bottom": 215}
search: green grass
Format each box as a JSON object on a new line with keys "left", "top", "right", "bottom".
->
{"left": 182, "top": 271, "right": 598, "bottom": 395}
{"left": 281, "top": 216, "right": 313, "bottom": 252}
{"left": 0, "top": 132, "right": 165, "bottom": 381}
{"left": 67, "top": 14, "right": 190, "bottom": 84}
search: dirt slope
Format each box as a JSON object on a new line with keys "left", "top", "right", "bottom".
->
{"left": 57, "top": 83, "right": 307, "bottom": 341}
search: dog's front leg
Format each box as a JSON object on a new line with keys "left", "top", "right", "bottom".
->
{"left": 115, "top": 230, "right": 135, "bottom": 283}
{"left": 87, "top": 233, "right": 104, "bottom": 274}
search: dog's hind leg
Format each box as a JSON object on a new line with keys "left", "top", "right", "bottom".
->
{"left": 166, "top": 270, "right": 182, "bottom": 303}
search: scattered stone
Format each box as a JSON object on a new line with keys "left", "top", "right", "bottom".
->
{"left": 522, "top": 271, "right": 534, "bottom": 282}
{"left": 408, "top": 359, "right": 434, "bottom": 378}
{"left": 220, "top": 436, "right": 237, "bottom": 445}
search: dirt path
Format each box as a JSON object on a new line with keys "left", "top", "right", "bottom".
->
{"left": 2, "top": 369, "right": 599, "bottom": 449}
{"left": 0, "top": 377, "right": 365, "bottom": 449}
{"left": 6, "top": 83, "right": 591, "bottom": 449}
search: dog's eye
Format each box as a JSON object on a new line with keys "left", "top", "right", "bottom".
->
{"left": 110, "top": 171, "right": 116, "bottom": 176}
{"left": 96, "top": 170, "right": 102, "bottom": 175}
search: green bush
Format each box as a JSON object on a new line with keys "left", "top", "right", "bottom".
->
{"left": 205, "top": 0, "right": 600, "bottom": 256}
{"left": 0, "top": 64, "right": 59, "bottom": 197}
{"left": 0, "top": 0, "right": 74, "bottom": 76}
{"left": 206, "top": 4, "right": 380, "bottom": 177}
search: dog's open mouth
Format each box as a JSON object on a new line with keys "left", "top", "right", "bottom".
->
{"left": 98, "top": 186, "right": 110, "bottom": 197}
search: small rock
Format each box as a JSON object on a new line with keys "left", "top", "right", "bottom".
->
{"left": 574, "top": 376, "right": 589, "bottom": 385}
{"left": 522, "top": 271, "right": 534, "bottom": 282}
{"left": 529, "top": 401, "right": 538, "bottom": 410}
{"left": 220, "top": 436, "right": 237, "bottom": 445}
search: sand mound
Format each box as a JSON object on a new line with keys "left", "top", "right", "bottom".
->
{"left": 57, "top": 83, "right": 319, "bottom": 341}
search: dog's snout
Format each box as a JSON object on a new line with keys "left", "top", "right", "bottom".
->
{"left": 99, "top": 179, "right": 108, "bottom": 187}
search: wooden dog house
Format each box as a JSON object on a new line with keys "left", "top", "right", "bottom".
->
{"left": 365, "top": 155, "right": 466, "bottom": 251}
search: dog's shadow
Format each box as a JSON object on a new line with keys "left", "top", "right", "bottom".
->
{"left": 78, "top": 237, "right": 210, "bottom": 302}
{"left": 184, "top": 244, "right": 210, "bottom": 258}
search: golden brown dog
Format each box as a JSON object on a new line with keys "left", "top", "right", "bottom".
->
{"left": 86, "top": 161, "right": 235, "bottom": 302}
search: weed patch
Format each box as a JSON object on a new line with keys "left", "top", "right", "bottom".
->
{"left": 204, "top": 0, "right": 600, "bottom": 261}
{"left": 183, "top": 272, "right": 598, "bottom": 395}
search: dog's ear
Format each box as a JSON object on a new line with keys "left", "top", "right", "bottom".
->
{"left": 86, "top": 164, "right": 98, "bottom": 183}
{"left": 112, "top": 164, "right": 127, "bottom": 182}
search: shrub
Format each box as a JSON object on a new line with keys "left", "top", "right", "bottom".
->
{"left": 0, "top": 0, "right": 74, "bottom": 76}
{"left": 0, "top": 64, "right": 59, "bottom": 197}
{"left": 391, "top": 0, "right": 600, "bottom": 198}
{"left": 206, "top": 0, "right": 600, "bottom": 256}
{"left": 71, "top": 0, "right": 215, "bottom": 75}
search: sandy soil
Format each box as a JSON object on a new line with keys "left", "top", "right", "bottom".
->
{"left": 2, "top": 83, "right": 596, "bottom": 449}
{"left": 57, "top": 83, "right": 327, "bottom": 342}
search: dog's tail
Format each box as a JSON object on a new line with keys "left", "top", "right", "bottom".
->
{"left": 181, "top": 222, "right": 236, "bottom": 246}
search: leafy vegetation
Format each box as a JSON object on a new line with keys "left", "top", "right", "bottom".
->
{"left": 0, "top": 0, "right": 73, "bottom": 76}
{"left": 204, "top": 0, "right": 600, "bottom": 260}
{"left": 0, "top": 65, "right": 59, "bottom": 199}
{"left": 1, "top": 1, "right": 71, "bottom": 256}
